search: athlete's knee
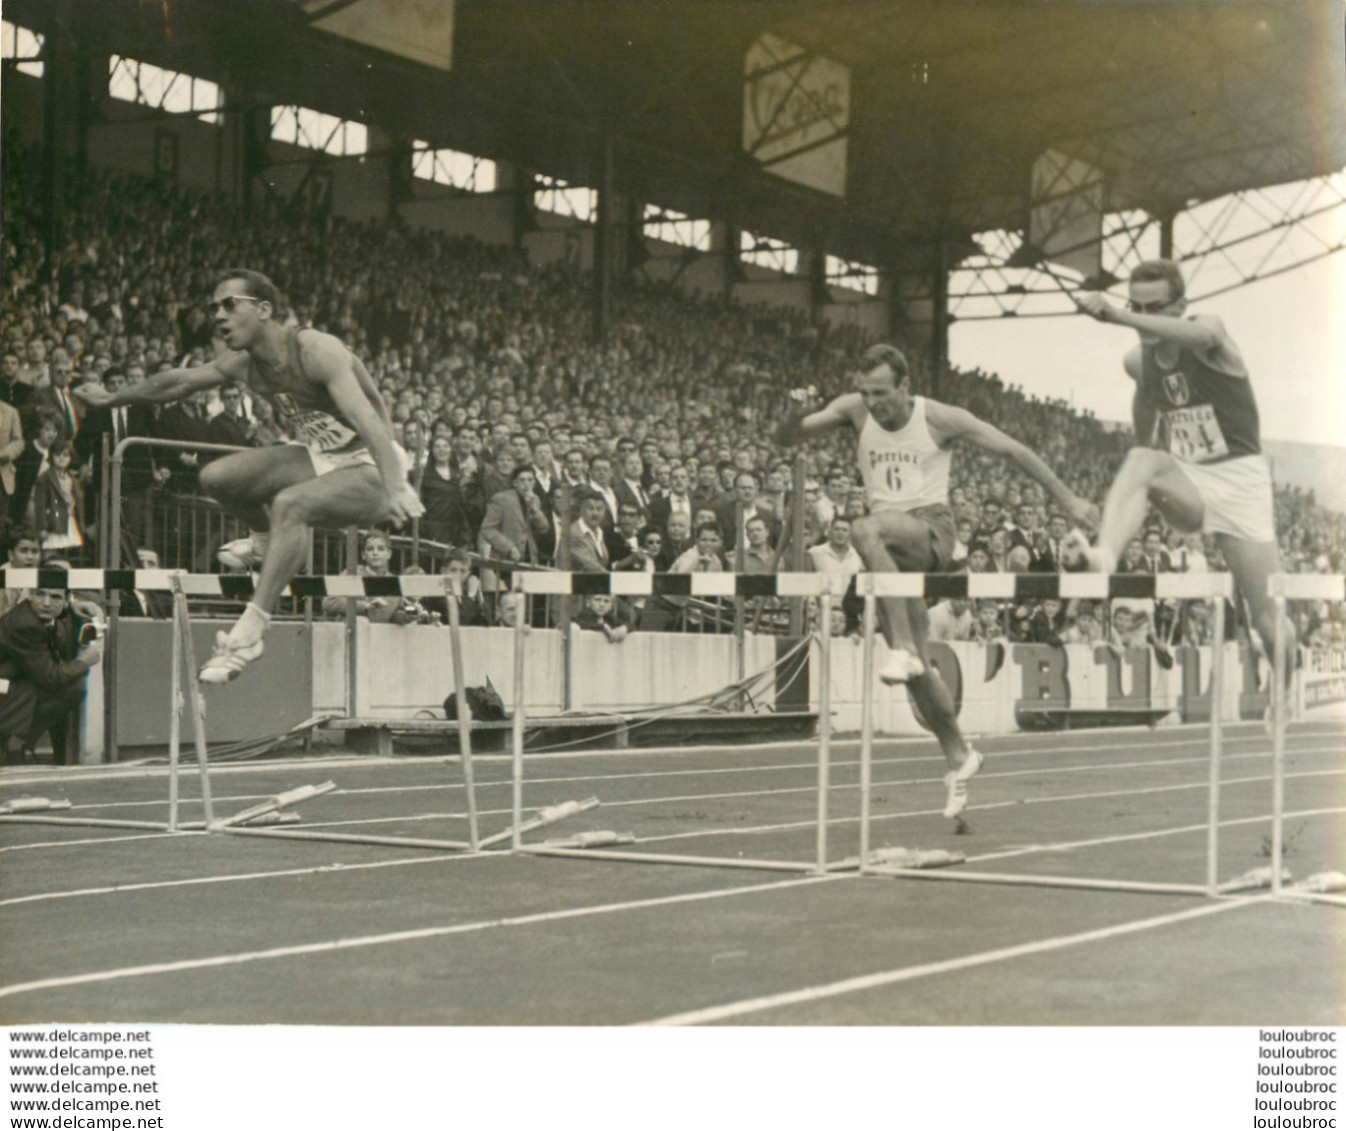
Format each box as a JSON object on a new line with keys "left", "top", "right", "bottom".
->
{"left": 270, "top": 485, "right": 316, "bottom": 529}
{"left": 198, "top": 459, "right": 235, "bottom": 499}
{"left": 849, "top": 514, "right": 877, "bottom": 540}
{"left": 1121, "top": 446, "right": 1175, "bottom": 482}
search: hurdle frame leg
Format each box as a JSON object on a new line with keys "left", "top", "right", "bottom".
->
{"left": 1205, "top": 593, "right": 1227, "bottom": 895}
{"left": 168, "top": 583, "right": 184, "bottom": 833}
{"left": 815, "top": 588, "right": 833, "bottom": 875}
{"left": 510, "top": 578, "right": 527, "bottom": 851}
{"left": 1270, "top": 587, "right": 1288, "bottom": 898}
{"left": 858, "top": 582, "right": 877, "bottom": 877}
{"left": 445, "top": 581, "right": 480, "bottom": 852}
{"left": 172, "top": 585, "right": 214, "bottom": 827}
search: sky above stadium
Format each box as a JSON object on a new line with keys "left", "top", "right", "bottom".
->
{"left": 950, "top": 249, "right": 1346, "bottom": 450}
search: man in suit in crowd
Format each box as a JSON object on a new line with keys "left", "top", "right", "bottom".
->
{"left": 567, "top": 489, "right": 612, "bottom": 573}
{"left": 586, "top": 454, "right": 619, "bottom": 527}
{"left": 26, "top": 353, "right": 83, "bottom": 443}
{"left": 713, "top": 470, "right": 781, "bottom": 550}
{"left": 156, "top": 388, "right": 213, "bottom": 493}
{"left": 647, "top": 464, "right": 694, "bottom": 537}
{"left": 0, "top": 581, "right": 102, "bottom": 764}
{"left": 478, "top": 465, "right": 550, "bottom": 567}
{"left": 613, "top": 451, "right": 650, "bottom": 520}
{"left": 207, "top": 384, "right": 256, "bottom": 450}
{"left": 1032, "top": 513, "right": 1074, "bottom": 574}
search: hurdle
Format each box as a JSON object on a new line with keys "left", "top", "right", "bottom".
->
{"left": 504, "top": 570, "right": 845, "bottom": 873}
{"left": 1266, "top": 572, "right": 1346, "bottom": 907}
{"left": 0, "top": 568, "right": 607, "bottom": 852}
{"left": 848, "top": 568, "right": 1305, "bottom": 898}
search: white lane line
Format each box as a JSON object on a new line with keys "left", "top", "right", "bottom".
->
{"left": 640, "top": 894, "right": 1270, "bottom": 1026}
{"left": 966, "top": 805, "right": 1346, "bottom": 864}
{"left": 0, "top": 832, "right": 194, "bottom": 855}
{"left": 0, "top": 874, "right": 839, "bottom": 1001}
{"left": 633, "top": 765, "right": 1346, "bottom": 845}
{"left": 0, "top": 851, "right": 494, "bottom": 908}
{"left": 284, "top": 747, "right": 1343, "bottom": 832}
{"left": 5, "top": 727, "right": 1332, "bottom": 801}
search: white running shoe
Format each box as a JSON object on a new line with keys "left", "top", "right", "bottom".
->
{"left": 218, "top": 536, "right": 267, "bottom": 571}
{"left": 199, "top": 631, "right": 265, "bottom": 684}
{"left": 942, "top": 748, "right": 984, "bottom": 820}
{"left": 878, "top": 648, "right": 926, "bottom": 685}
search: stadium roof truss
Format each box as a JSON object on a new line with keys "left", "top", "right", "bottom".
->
{"left": 6, "top": 0, "right": 1345, "bottom": 313}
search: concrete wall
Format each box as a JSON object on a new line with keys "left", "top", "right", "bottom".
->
{"left": 816, "top": 638, "right": 1275, "bottom": 736}
{"left": 104, "top": 616, "right": 1307, "bottom": 759}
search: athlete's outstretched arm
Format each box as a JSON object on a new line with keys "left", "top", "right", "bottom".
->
{"left": 929, "top": 401, "right": 1099, "bottom": 529}
{"left": 776, "top": 390, "right": 862, "bottom": 446}
{"left": 299, "top": 333, "right": 424, "bottom": 524}
{"left": 1076, "top": 293, "right": 1247, "bottom": 370}
{"left": 74, "top": 355, "right": 239, "bottom": 407}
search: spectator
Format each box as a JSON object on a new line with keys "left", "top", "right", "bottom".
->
{"left": 0, "top": 391, "right": 22, "bottom": 538}
{"left": 320, "top": 531, "right": 419, "bottom": 624}
{"left": 419, "top": 434, "right": 481, "bottom": 549}
{"left": 1063, "top": 601, "right": 1105, "bottom": 645}
{"left": 605, "top": 501, "right": 650, "bottom": 571}
{"left": 207, "top": 385, "right": 256, "bottom": 449}
{"left": 27, "top": 350, "right": 83, "bottom": 443}
{"left": 0, "top": 580, "right": 102, "bottom": 764}
{"left": 574, "top": 593, "right": 634, "bottom": 643}
{"left": 648, "top": 463, "right": 694, "bottom": 536}
{"left": 0, "top": 526, "right": 43, "bottom": 622}
{"left": 928, "top": 597, "right": 973, "bottom": 642}
{"left": 32, "top": 441, "right": 85, "bottom": 560}
{"left": 729, "top": 514, "right": 778, "bottom": 574}
{"left": 479, "top": 465, "right": 550, "bottom": 568}
{"left": 419, "top": 549, "right": 488, "bottom": 627}
{"left": 567, "top": 489, "right": 613, "bottom": 573}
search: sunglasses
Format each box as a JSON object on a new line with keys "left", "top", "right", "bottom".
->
{"left": 1127, "top": 298, "right": 1176, "bottom": 315}
{"left": 207, "top": 295, "right": 264, "bottom": 318}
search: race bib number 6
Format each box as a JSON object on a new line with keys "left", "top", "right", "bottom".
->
{"left": 1164, "top": 404, "right": 1229, "bottom": 464}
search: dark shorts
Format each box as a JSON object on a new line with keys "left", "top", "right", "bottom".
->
{"left": 876, "top": 503, "right": 958, "bottom": 573}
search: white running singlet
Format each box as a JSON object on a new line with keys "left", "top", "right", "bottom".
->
{"left": 857, "top": 396, "right": 951, "bottom": 513}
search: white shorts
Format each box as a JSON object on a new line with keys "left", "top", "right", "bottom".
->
{"left": 298, "top": 442, "right": 410, "bottom": 479}
{"left": 1176, "top": 454, "right": 1275, "bottom": 543}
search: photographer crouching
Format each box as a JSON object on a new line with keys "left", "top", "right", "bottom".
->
{"left": 0, "top": 575, "right": 103, "bottom": 765}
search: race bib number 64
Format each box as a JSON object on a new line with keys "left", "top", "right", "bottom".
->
{"left": 1164, "top": 404, "right": 1229, "bottom": 464}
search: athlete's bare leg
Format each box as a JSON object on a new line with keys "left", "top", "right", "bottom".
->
{"left": 851, "top": 512, "right": 976, "bottom": 787}
{"left": 197, "top": 447, "right": 392, "bottom": 682}
{"left": 198, "top": 445, "right": 315, "bottom": 532}
{"left": 1074, "top": 448, "right": 1205, "bottom": 571}
{"left": 1218, "top": 534, "right": 1295, "bottom": 691}
{"left": 849, "top": 511, "right": 930, "bottom": 658}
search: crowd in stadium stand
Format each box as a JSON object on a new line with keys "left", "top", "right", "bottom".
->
{"left": 2, "top": 155, "right": 1343, "bottom": 651}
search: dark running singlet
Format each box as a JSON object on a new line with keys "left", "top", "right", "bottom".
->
{"left": 1137, "top": 331, "right": 1261, "bottom": 465}
{"left": 243, "top": 326, "right": 370, "bottom": 454}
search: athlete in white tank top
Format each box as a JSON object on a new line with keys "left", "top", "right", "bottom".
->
{"left": 777, "top": 343, "right": 1097, "bottom": 821}
{"left": 857, "top": 396, "right": 952, "bottom": 514}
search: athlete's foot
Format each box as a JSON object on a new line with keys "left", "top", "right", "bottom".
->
{"left": 1060, "top": 529, "right": 1107, "bottom": 573}
{"left": 942, "top": 748, "right": 984, "bottom": 820}
{"left": 199, "top": 630, "right": 265, "bottom": 684}
{"left": 878, "top": 648, "right": 926, "bottom": 685}
{"left": 217, "top": 535, "right": 268, "bottom": 571}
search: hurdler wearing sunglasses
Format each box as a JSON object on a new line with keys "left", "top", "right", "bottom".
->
{"left": 1064, "top": 257, "right": 1293, "bottom": 684}
{"left": 72, "top": 268, "right": 425, "bottom": 685}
